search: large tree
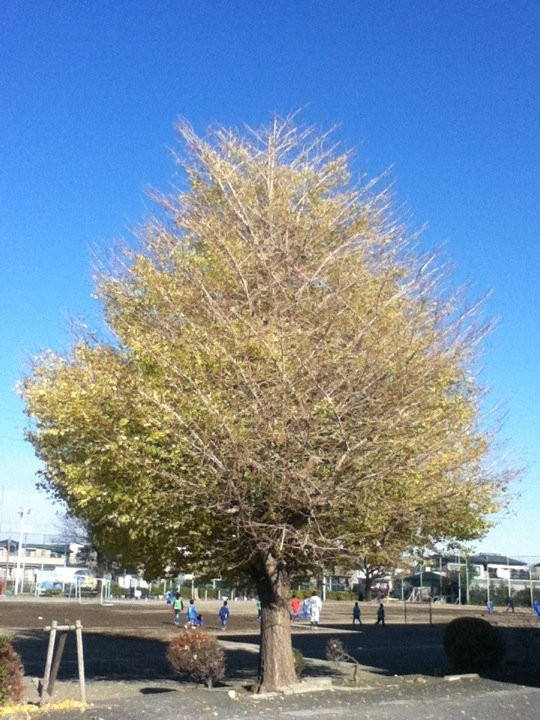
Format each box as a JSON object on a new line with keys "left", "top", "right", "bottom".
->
{"left": 21, "top": 118, "right": 508, "bottom": 691}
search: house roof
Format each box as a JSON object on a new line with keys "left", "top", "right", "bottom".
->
{"left": 0, "top": 539, "right": 19, "bottom": 550}
{"left": 428, "top": 553, "right": 528, "bottom": 567}
{"left": 428, "top": 554, "right": 461, "bottom": 565}
{"left": 402, "top": 571, "right": 442, "bottom": 585}
{"left": 469, "top": 553, "right": 527, "bottom": 566}
{"left": 0, "top": 539, "right": 67, "bottom": 554}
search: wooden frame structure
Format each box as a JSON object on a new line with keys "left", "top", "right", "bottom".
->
{"left": 40, "top": 619, "right": 86, "bottom": 706}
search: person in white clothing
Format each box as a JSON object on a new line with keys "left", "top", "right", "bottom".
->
{"left": 308, "top": 590, "right": 323, "bottom": 627}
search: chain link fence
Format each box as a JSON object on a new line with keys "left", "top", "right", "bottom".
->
{"left": 1, "top": 529, "right": 539, "bottom": 607}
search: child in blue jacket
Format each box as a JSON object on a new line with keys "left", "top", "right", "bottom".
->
{"left": 185, "top": 598, "right": 198, "bottom": 628}
{"left": 219, "top": 600, "right": 230, "bottom": 629}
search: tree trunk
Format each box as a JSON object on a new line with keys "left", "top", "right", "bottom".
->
{"left": 364, "top": 576, "right": 373, "bottom": 601}
{"left": 252, "top": 553, "right": 297, "bottom": 692}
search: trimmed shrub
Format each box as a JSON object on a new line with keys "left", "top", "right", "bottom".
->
{"left": 166, "top": 630, "right": 225, "bottom": 688}
{"left": 110, "top": 583, "right": 127, "bottom": 598}
{"left": 41, "top": 589, "right": 63, "bottom": 597}
{"left": 0, "top": 636, "right": 25, "bottom": 706}
{"left": 444, "top": 617, "right": 505, "bottom": 673}
{"left": 326, "top": 591, "right": 356, "bottom": 601}
{"left": 491, "top": 584, "right": 510, "bottom": 607}
{"left": 467, "top": 586, "right": 486, "bottom": 605}
{"left": 512, "top": 589, "right": 535, "bottom": 607}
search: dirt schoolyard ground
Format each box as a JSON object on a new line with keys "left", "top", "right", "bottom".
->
{"left": 0, "top": 596, "right": 538, "bottom": 718}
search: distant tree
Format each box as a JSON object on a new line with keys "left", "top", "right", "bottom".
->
{"left": 54, "top": 512, "right": 105, "bottom": 574}
{"left": 354, "top": 556, "right": 388, "bottom": 600}
{"left": 54, "top": 512, "right": 90, "bottom": 545}
{"left": 20, "top": 118, "right": 510, "bottom": 691}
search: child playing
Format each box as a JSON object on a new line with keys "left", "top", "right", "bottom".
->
{"left": 290, "top": 596, "right": 301, "bottom": 620}
{"left": 172, "top": 591, "right": 184, "bottom": 625}
{"left": 375, "top": 602, "right": 385, "bottom": 626}
{"left": 352, "top": 601, "right": 362, "bottom": 626}
{"left": 219, "top": 600, "right": 230, "bottom": 629}
{"left": 185, "top": 598, "right": 198, "bottom": 628}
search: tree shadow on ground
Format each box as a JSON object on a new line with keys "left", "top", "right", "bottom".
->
{"left": 224, "top": 627, "right": 446, "bottom": 674}
{"left": 12, "top": 630, "right": 260, "bottom": 685}
{"left": 315, "top": 622, "right": 540, "bottom": 689}
{"left": 12, "top": 623, "right": 539, "bottom": 690}
{"left": 478, "top": 625, "right": 540, "bottom": 688}
{"left": 224, "top": 621, "right": 540, "bottom": 690}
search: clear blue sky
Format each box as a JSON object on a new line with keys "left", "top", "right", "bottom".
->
{"left": 1, "top": 1, "right": 538, "bottom": 557}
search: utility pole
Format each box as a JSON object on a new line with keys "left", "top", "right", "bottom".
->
{"left": 14, "top": 508, "right": 31, "bottom": 595}
{"left": 465, "top": 556, "right": 470, "bottom": 605}
{"left": 0, "top": 486, "right": 4, "bottom": 536}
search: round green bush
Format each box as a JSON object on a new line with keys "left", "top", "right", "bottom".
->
{"left": 444, "top": 617, "right": 505, "bottom": 673}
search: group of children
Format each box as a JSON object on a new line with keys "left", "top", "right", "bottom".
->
{"left": 289, "top": 592, "right": 322, "bottom": 626}
{"left": 353, "top": 600, "right": 385, "bottom": 626}
{"left": 169, "top": 591, "right": 387, "bottom": 630}
{"left": 167, "top": 591, "right": 540, "bottom": 630}
{"left": 172, "top": 593, "right": 204, "bottom": 627}
{"left": 289, "top": 594, "right": 385, "bottom": 627}
{"left": 170, "top": 592, "right": 231, "bottom": 629}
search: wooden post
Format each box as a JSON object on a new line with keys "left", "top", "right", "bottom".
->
{"left": 75, "top": 620, "right": 86, "bottom": 704}
{"left": 40, "top": 621, "right": 86, "bottom": 706}
{"left": 40, "top": 620, "right": 57, "bottom": 706}
{"left": 47, "top": 632, "right": 67, "bottom": 697}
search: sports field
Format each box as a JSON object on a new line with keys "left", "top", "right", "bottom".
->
{"left": 0, "top": 596, "right": 538, "bottom": 714}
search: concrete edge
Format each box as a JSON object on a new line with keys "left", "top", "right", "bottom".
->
{"left": 250, "top": 677, "right": 335, "bottom": 699}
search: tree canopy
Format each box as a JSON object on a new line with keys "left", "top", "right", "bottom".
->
{"left": 21, "top": 118, "right": 508, "bottom": 690}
